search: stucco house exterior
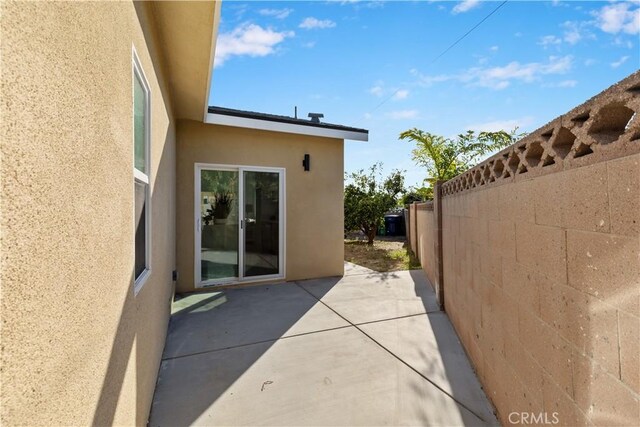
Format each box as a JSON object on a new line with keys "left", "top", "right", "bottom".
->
{"left": 1, "top": 1, "right": 367, "bottom": 425}
{"left": 177, "top": 107, "right": 367, "bottom": 292}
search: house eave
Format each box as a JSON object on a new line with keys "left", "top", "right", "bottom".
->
{"left": 205, "top": 113, "right": 369, "bottom": 141}
{"left": 150, "top": 1, "right": 221, "bottom": 121}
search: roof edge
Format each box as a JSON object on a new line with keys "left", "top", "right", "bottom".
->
{"left": 205, "top": 112, "right": 369, "bottom": 142}
{"left": 208, "top": 106, "right": 368, "bottom": 135}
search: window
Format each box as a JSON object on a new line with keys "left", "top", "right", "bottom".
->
{"left": 133, "top": 51, "right": 150, "bottom": 293}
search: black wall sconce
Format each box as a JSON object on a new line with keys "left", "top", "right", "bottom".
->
{"left": 302, "top": 154, "right": 310, "bottom": 171}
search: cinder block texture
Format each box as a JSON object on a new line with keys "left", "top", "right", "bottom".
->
{"left": 618, "top": 311, "right": 640, "bottom": 394}
{"left": 567, "top": 229, "right": 639, "bottom": 315}
{"left": 607, "top": 154, "right": 640, "bottom": 236}
{"left": 515, "top": 222, "right": 567, "bottom": 284}
{"left": 442, "top": 71, "right": 640, "bottom": 197}
{"left": 405, "top": 72, "right": 640, "bottom": 425}
{"left": 416, "top": 204, "right": 437, "bottom": 288}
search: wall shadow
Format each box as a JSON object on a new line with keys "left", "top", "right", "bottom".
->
{"left": 148, "top": 279, "right": 339, "bottom": 426}
{"left": 91, "top": 274, "right": 137, "bottom": 426}
{"left": 92, "top": 121, "right": 175, "bottom": 425}
{"left": 406, "top": 269, "right": 498, "bottom": 425}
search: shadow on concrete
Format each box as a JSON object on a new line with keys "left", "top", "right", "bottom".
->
{"left": 148, "top": 261, "right": 497, "bottom": 426}
{"left": 407, "top": 268, "right": 498, "bottom": 424}
{"left": 149, "top": 279, "right": 341, "bottom": 426}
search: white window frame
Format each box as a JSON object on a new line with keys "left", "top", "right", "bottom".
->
{"left": 132, "top": 47, "right": 152, "bottom": 295}
{"left": 194, "top": 163, "right": 286, "bottom": 288}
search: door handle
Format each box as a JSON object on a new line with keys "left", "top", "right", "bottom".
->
{"left": 197, "top": 217, "right": 201, "bottom": 232}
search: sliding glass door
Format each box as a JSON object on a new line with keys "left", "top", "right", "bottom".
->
{"left": 195, "top": 165, "right": 284, "bottom": 287}
{"left": 198, "top": 168, "right": 239, "bottom": 282}
{"left": 243, "top": 170, "right": 281, "bottom": 278}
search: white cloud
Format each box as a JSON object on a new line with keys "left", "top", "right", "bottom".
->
{"left": 561, "top": 21, "right": 594, "bottom": 45}
{"left": 611, "top": 55, "right": 630, "bottom": 68}
{"left": 368, "top": 85, "right": 384, "bottom": 96}
{"left": 259, "top": 8, "right": 293, "bottom": 19}
{"left": 613, "top": 37, "right": 634, "bottom": 49}
{"left": 393, "top": 89, "right": 409, "bottom": 100}
{"left": 584, "top": 58, "right": 597, "bottom": 66}
{"left": 410, "top": 68, "right": 454, "bottom": 87}
{"left": 468, "top": 55, "right": 573, "bottom": 89}
{"left": 538, "top": 35, "right": 562, "bottom": 48}
{"left": 386, "top": 110, "right": 419, "bottom": 120}
{"left": 593, "top": 2, "right": 640, "bottom": 35}
{"left": 556, "top": 79, "right": 578, "bottom": 88}
{"left": 302, "top": 41, "right": 316, "bottom": 48}
{"left": 367, "top": 82, "right": 408, "bottom": 100}
{"left": 452, "top": 0, "right": 480, "bottom": 14}
{"left": 340, "top": 0, "right": 385, "bottom": 10}
{"left": 411, "top": 56, "right": 573, "bottom": 90}
{"left": 489, "top": 45, "right": 499, "bottom": 52}
{"left": 299, "top": 17, "right": 337, "bottom": 30}
{"left": 540, "top": 21, "right": 594, "bottom": 48}
{"left": 215, "top": 24, "right": 294, "bottom": 67}
{"left": 465, "top": 116, "right": 535, "bottom": 132}
{"left": 542, "top": 79, "right": 578, "bottom": 88}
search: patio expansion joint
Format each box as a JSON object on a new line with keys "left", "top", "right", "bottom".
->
{"left": 160, "top": 324, "right": 354, "bottom": 362}
{"left": 353, "top": 310, "right": 442, "bottom": 327}
{"left": 294, "top": 282, "right": 490, "bottom": 424}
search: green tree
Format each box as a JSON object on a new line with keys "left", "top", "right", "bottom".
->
{"left": 344, "top": 164, "right": 405, "bottom": 245}
{"left": 399, "top": 128, "right": 523, "bottom": 187}
{"left": 400, "top": 186, "right": 433, "bottom": 205}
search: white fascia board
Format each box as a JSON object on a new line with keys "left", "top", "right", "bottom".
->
{"left": 205, "top": 113, "right": 368, "bottom": 141}
{"left": 203, "top": 3, "right": 222, "bottom": 121}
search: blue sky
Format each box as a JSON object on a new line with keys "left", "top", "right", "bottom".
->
{"left": 209, "top": 0, "right": 639, "bottom": 188}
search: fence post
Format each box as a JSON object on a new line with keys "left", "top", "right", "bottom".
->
{"left": 413, "top": 201, "right": 419, "bottom": 260}
{"left": 434, "top": 181, "right": 445, "bottom": 311}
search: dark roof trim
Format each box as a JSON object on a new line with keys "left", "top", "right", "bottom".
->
{"left": 208, "top": 106, "right": 368, "bottom": 135}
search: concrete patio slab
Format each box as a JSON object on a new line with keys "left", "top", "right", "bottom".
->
{"left": 297, "top": 269, "right": 440, "bottom": 324}
{"left": 164, "top": 283, "right": 349, "bottom": 359}
{"left": 359, "top": 313, "right": 497, "bottom": 424}
{"left": 151, "top": 264, "right": 498, "bottom": 426}
{"left": 150, "top": 327, "right": 488, "bottom": 427}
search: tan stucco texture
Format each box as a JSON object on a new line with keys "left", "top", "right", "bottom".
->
{"left": 176, "top": 120, "right": 345, "bottom": 292}
{"left": 0, "top": 1, "right": 198, "bottom": 425}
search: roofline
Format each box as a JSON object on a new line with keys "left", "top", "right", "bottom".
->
{"left": 208, "top": 106, "right": 368, "bottom": 133}
{"left": 203, "top": 2, "right": 222, "bottom": 122}
{"left": 205, "top": 108, "right": 369, "bottom": 141}
{"left": 205, "top": 113, "right": 369, "bottom": 141}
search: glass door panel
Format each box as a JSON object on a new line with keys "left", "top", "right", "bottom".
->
{"left": 200, "top": 169, "right": 239, "bottom": 282}
{"left": 243, "top": 171, "right": 280, "bottom": 277}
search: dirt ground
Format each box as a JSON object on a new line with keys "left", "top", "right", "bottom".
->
{"left": 344, "top": 236, "right": 421, "bottom": 272}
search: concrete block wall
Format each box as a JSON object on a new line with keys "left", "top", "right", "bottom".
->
{"left": 415, "top": 203, "right": 438, "bottom": 289}
{"left": 442, "top": 156, "right": 639, "bottom": 425}
{"left": 407, "top": 71, "right": 640, "bottom": 425}
{"left": 409, "top": 203, "right": 418, "bottom": 255}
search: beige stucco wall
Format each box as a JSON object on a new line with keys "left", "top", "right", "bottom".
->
{"left": 176, "top": 120, "right": 345, "bottom": 292}
{"left": 1, "top": 2, "right": 178, "bottom": 425}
